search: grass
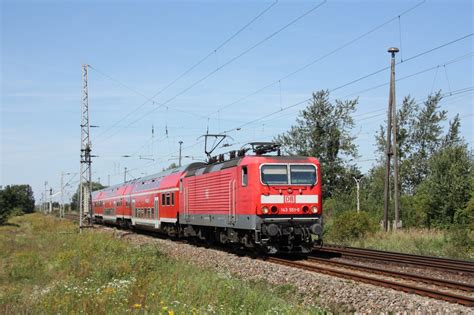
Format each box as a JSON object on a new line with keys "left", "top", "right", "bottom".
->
{"left": 327, "top": 227, "right": 474, "bottom": 261}
{"left": 0, "top": 214, "right": 328, "bottom": 314}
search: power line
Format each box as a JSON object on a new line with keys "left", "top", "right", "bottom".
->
{"left": 343, "top": 52, "right": 473, "bottom": 98}
{"left": 142, "top": 36, "right": 473, "bottom": 169}
{"left": 154, "top": 0, "right": 279, "bottom": 97}
{"left": 204, "top": 0, "right": 426, "bottom": 118}
{"left": 257, "top": 53, "right": 473, "bottom": 127}
{"left": 93, "top": 1, "right": 279, "bottom": 141}
{"left": 96, "top": 1, "right": 327, "bottom": 143}
{"left": 219, "top": 34, "right": 473, "bottom": 134}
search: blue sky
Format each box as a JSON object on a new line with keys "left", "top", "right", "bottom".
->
{"left": 1, "top": 0, "right": 473, "bottom": 202}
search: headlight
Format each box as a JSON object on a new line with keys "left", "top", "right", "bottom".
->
{"left": 311, "top": 206, "right": 318, "bottom": 214}
{"left": 262, "top": 206, "right": 269, "bottom": 214}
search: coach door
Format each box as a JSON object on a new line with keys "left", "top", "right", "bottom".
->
{"left": 131, "top": 199, "right": 136, "bottom": 222}
{"left": 154, "top": 196, "right": 160, "bottom": 229}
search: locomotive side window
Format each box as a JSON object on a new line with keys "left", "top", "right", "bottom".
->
{"left": 171, "top": 192, "right": 175, "bottom": 206}
{"left": 261, "top": 165, "right": 288, "bottom": 185}
{"left": 242, "top": 166, "right": 248, "bottom": 187}
{"left": 166, "top": 193, "right": 171, "bottom": 205}
{"left": 290, "top": 165, "right": 317, "bottom": 185}
{"left": 161, "top": 193, "right": 165, "bottom": 206}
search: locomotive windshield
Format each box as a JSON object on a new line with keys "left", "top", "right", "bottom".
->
{"left": 261, "top": 165, "right": 288, "bottom": 184}
{"left": 261, "top": 164, "right": 317, "bottom": 185}
{"left": 290, "top": 165, "right": 316, "bottom": 185}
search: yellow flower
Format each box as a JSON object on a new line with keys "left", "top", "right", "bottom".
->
{"left": 104, "top": 287, "right": 115, "bottom": 294}
{"left": 133, "top": 303, "right": 142, "bottom": 309}
{"left": 168, "top": 311, "right": 175, "bottom": 315}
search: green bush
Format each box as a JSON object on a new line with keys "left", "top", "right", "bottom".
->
{"left": 325, "top": 211, "right": 378, "bottom": 243}
{"left": 444, "top": 224, "right": 474, "bottom": 259}
{"left": 454, "top": 195, "right": 474, "bottom": 227}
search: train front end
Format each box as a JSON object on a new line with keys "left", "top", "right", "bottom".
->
{"left": 249, "top": 156, "right": 323, "bottom": 254}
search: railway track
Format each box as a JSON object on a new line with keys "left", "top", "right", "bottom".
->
{"left": 307, "top": 255, "right": 474, "bottom": 291}
{"left": 61, "top": 214, "right": 474, "bottom": 306}
{"left": 319, "top": 244, "right": 474, "bottom": 274}
{"left": 267, "top": 257, "right": 474, "bottom": 307}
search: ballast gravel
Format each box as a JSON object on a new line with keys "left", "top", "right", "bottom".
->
{"left": 102, "top": 227, "right": 473, "bottom": 314}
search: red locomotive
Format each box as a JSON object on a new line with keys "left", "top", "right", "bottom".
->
{"left": 92, "top": 142, "right": 323, "bottom": 254}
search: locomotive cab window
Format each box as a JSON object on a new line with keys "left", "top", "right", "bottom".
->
{"left": 290, "top": 165, "right": 317, "bottom": 185}
{"left": 242, "top": 166, "right": 248, "bottom": 187}
{"left": 261, "top": 165, "right": 288, "bottom": 185}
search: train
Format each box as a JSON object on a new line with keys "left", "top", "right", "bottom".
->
{"left": 91, "top": 142, "right": 323, "bottom": 254}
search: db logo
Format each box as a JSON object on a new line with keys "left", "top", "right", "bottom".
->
{"left": 284, "top": 195, "right": 296, "bottom": 203}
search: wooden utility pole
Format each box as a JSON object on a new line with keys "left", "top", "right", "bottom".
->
{"left": 391, "top": 49, "right": 401, "bottom": 229}
{"left": 383, "top": 47, "right": 399, "bottom": 231}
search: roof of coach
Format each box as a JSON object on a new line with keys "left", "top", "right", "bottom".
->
{"left": 93, "top": 162, "right": 206, "bottom": 196}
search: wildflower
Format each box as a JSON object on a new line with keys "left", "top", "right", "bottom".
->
{"left": 133, "top": 303, "right": 142, "bottom": 309}
{"left": 104, "top": 287, "right": 115, "bottom": 294}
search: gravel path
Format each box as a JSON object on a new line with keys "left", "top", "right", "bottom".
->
{"left": 101, "top": 227, "right": 474, "bottom": 313}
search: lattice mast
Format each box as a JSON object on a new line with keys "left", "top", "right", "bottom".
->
{"left": 79, "top": 64, "right": 93, "bottom": 229}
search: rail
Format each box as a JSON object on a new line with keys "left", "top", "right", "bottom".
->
{"left": 319, "top": 244, "right": 474, "bottom": 274}
{"left": 267, "top": 257, "right": 474, "bottom": 307}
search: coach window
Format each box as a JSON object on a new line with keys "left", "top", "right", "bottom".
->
{"left": 171, "top": 192, "right": 175, "bottom": 206}
{"left": 242, "top": 166, "right": 248, "bottom": 186}
{"left": 161, "top": 193, "right": 165, "bottom": 206}
{"left": 166, "top": 193, "right": 171, "bottom": 206}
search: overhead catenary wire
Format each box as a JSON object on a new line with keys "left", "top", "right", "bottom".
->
{"left": 343, "top": 52, "right": 473, "bottom": 98}
{"left": 95, "top": 1, "right": 327, "bottom": 143}
{"left": 203, "top": 0, "right": 426, "bottom": 118}
{"left": 218, "top": 88, "right": 474, "bottom": 164}
{"left": 219, "top": 34, "right": 473, "bottom": 134}
{"left": 258, "top": 53, "right": 473, "bottom": 127}
{"left": 101, "top": 87, "right": 473, "bottom": 186}
{"left": 93, "top": 1, "right": 278, "bottom": 141}
{"left": 119, "top": 34, "right": 472, "bottom": 171}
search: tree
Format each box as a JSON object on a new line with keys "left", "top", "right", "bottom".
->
{"left": 162, "top": 163, "right": 178, "bottom": 171}
{"left": 376, "top": 91, "right": 447, "bottom": 194}
{"left": 415, "top": 142, "right": 472, "bottom": 227}
{"left": 70, "top": 182, "right": 106, "bottom": 211}
{"left": 275, "top": 90, "right": 358, "bottom": 198}
{"left": 0, "top": 185, "right": 35, "bottom": 224}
